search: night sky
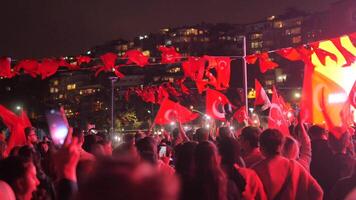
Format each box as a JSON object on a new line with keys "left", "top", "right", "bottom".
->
{"left": 0, "top": 0, "right": 339, "bottom": 58}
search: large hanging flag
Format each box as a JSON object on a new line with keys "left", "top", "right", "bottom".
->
{"left": 154, "top": 98, "right": 198, "bottom": 125}
{"left": 182, "top": 57, "right": 205, "bottom": 81}
{"left": 205, "top": 56, "right": 231, "bottom": 89}
{"left": 206, "top": 88, "right": 231, "bottom": 121}
{"left": 254, "top": 79, "right": 271, "bottom": 111}
{"left": 268, "top": 86, "right": 290, "bottom": 135}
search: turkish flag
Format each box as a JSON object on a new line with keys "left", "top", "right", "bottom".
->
{"left": 277, "top": 48, "right": 301, "bottom": 61}
{"left": 233, "top": 106, "right": 248, "bottom": 123}
{"left": 254, "top": 79, "right": 271, "bottom": 111}
{"left": 38, "top": 59, "right": 59, "bottom": 79}
{"left": 206, "top": 88, "right": 231, "bottom": 121}
{"left": 76, "top": 55, "right": 91, "bottom": 65}
{"left": 182, "top": 57, "right": 206, "bottom": 81}
{"left": 205, "top": 56, "right": 231, "bottom": 89}
{"left": 14, "top": 59, "right": 39, "bottom": 78}
{"left": 245, "top": 55, "right": 258, "bottom": 64}
{"left": 0, "top": 57, "right": 14, "bottom": 78}
{"left": 157, "top": 85, "right": 169, "bottom": 104}
{"left": 96, "top": 53, "right": 125, "bottom": 78}
{"left": 123, "top": 50, "right": 149, "bottom": 67}
{"left": 158, "top": 46, "right": 181, "bottom": 64}
{"left": 258, "top": 53, "right": 279, "bottom": 73}
{"left": 268, "top": 86, "right": 290, "bottom": 136}
{"left": 154, "top": 98, "right": 198, "bottom": 125}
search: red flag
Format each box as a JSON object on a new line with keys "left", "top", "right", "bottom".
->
{"left": 177, "top": 79, "right": 190, "bottom": 95}
{"left": 206, "top": 88, "right": 231, "bottom": 121}
{"left": 0, "top": 57, "right": 14, "bottom": 78}
{"left": 163, "top": 83, "right": 181, "bottom": 97}
{"left": 258, "top": 53, "right": 278, "bottom": 73}
{"left": 182, "top": 57, "right": 205, "bottom": 81}
{"left": 245, "top": 55, "right": 258, "bottom": 64}
{"left": 95, "top": 53, "right": 124, "bottom": 78}
{"left": 76, "top": 55, "right": 91, "bottom": 65}
{"left": 0, "top": 105, "right": 29, "bottom": 155}
{"left": 277, "top": 48, "right": 301, "bottom": 61}
{"left": 58, "top": 58, "right": 80, "bottom": 70}
{"left": 254, "top": 79, "right": 271, "bottom": 111}
{"left": 158, "top": 46, "right": 181, "bottom": 64}
{"left": 38, "top": 59, "right": 59, "bottom": 79}
{"left": 157, "top": 85, "right": 169, "bottom": 104}
{"left": 233, "top": 106, "right": 248, "bottom": 123}
{"left": 196, "top": 80, "right": 208, "bottom": 94}
{"left": 14, "top": 59, "right": 39, "bottom": 78}
{"left": 205, "top": 70, "right": 218, "bottom": 88}
{"left": 154, "top": 98, "right": 198, "bottom": 125}
{"left": 331, "top": 37, "right": 356, "bottom": 67}
{"left": 123, "top": 50, "right": 149, "bottom": 67}
{"left": 124, "top": 88, "right": 131, "bottom": 102}
{"left": 268, "top": 86, "right": 290, "bottom": 136}
{"left": 204, "top": 56, "right": 231, "bottom": 89}
{"left": 311, "top": 43, "right": 338, "bottom": 66}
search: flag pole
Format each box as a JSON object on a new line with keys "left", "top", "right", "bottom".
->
{"left": 243, "top": 36, "right": 249, "bottom": 114}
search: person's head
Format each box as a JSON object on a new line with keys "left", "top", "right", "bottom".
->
{"left": 83, "top": 135, "right": 98, "bottom": 153}
{"left": 218, "top": 137, "right": 241, "bottom": 166}
{"left": 175, "top": 142, "right": 197, "bottom": 178}
{"left": 77, "top": 157, "right": 178, "bottom": 200}
{"left": 136, "top": 137, "right": 157, "bottom": 164}
{"left": 123, "top": 134, "right": 135, "bottom": 146}
{"left": 38, "top": 142, "right": 49, "bottom": 155}
{"left": 98, "top": 140, "right": 113, "bottom": 156}
{"left": 0, "top": 157, "right": 39, "bottom": 200}
{"left": 259, "top": 129, "right": 284, "bottom": 157}
{"left": 328, "top": 131, "right": 350, "bottom": 154}
{"left": 239, "top": 126, "right": 261, "bottom": 154}
{"left": 135, "top": 132, "right": 144, "bottom": 143}
{"left": 194, "top": 141, "right": 222, "bottom": 175}
{"left": 194, "top": 141, "right": 227, "bottom": 200}
{"left": 24, "top": 127, "right": 37, "bottom": 145}
{"left": 218, "top": 127, "right": 232, "bottom": 139}
{"left": 308, "top": 125, "right": 326, "bottom": 140}
{"left": 281, "top": 136, "right": 299, "bottom": 160}
{"left": 195, "top": 128, "right": 209, "bottom": 142}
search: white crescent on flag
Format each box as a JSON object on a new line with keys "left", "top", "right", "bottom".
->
{"left": 212, "top": 100, "right": 225, "bottom": 119}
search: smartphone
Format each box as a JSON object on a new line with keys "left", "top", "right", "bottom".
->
{"left": 45, "top": 108, "right": 68, "bottom": 145}
{"left": 159, "top": 146, "right": 167, "bottom": 158}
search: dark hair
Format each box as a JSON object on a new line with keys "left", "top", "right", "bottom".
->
{"left": 83, "top": 135, "right": 98, "bottom": 153}
{"left": 195, "top": 128, "right": 209, "bottom": 142}
{"left": 240, "top": 126, "right": 261, "bottom": 148}
{"left": 308, "top": 125, "right": 325, "bottom": 140}
{"left": 175, "top": 142, "right": 197, "bottom": 179}
{"left": 218, "top": 138, "right": 246, "bottom": 194}
{"left": 24, "top": 127, "right": 34, "bottom": 138}
{"left": 136, "top": 137, "right": 157, "bottom": 164}
{"left": 328, "top": 131, "right": 350, "bottom": 153}
{"left": 218, "top": 127, "right": 232, "bottom": 139}
{"left": 260, "top": 129, "right": 284, "bottom": 156}
{"left": 194, "top": 141, "right": 227, "bottom": 200}
{"left": 0, "top": 156, "right": 32, "bottom": 189}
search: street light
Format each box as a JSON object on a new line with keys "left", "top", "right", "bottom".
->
{"left": 16, "top": 106, "right": 22, "bottom": 110}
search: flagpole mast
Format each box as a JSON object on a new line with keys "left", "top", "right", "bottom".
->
{"left": 243, "top": 36, "right": 249, "bottom": 114}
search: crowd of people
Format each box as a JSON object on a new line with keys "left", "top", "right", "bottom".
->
{"left": 0, "top": 117, "right": 355, "bottom": 200}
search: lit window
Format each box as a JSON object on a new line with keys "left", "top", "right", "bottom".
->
{"left": 251, "top": 33, "right": 263, "bottom": 40}
{"left": 274, "top": 21, "right": 283, "bottom": 28}
{"left": 290, "top": 27, "right": 301, "bottom": 35}
{"left": 54, "top": 88, "right": 59, "bottom": 93}
{"left": 53, "top": 80, "right": 59, "bottom": 86}
{"left": 50, "top": 88, "right": 54, "bottom": 93}
{"left": 67, "top": 84, "right": 76, "bottom": 90}
{"left": 59, "top": 94, "right": 63, "bottom": 99}
{"left": 251, "top": 41, "right": 263, "bottom": 49}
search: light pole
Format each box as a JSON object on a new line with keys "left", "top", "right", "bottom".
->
{"left": 109, "top": 77, "right": 118, "bottom": 135}
{"left": 242, "top": 36, "right": 249, "bottom": 114}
